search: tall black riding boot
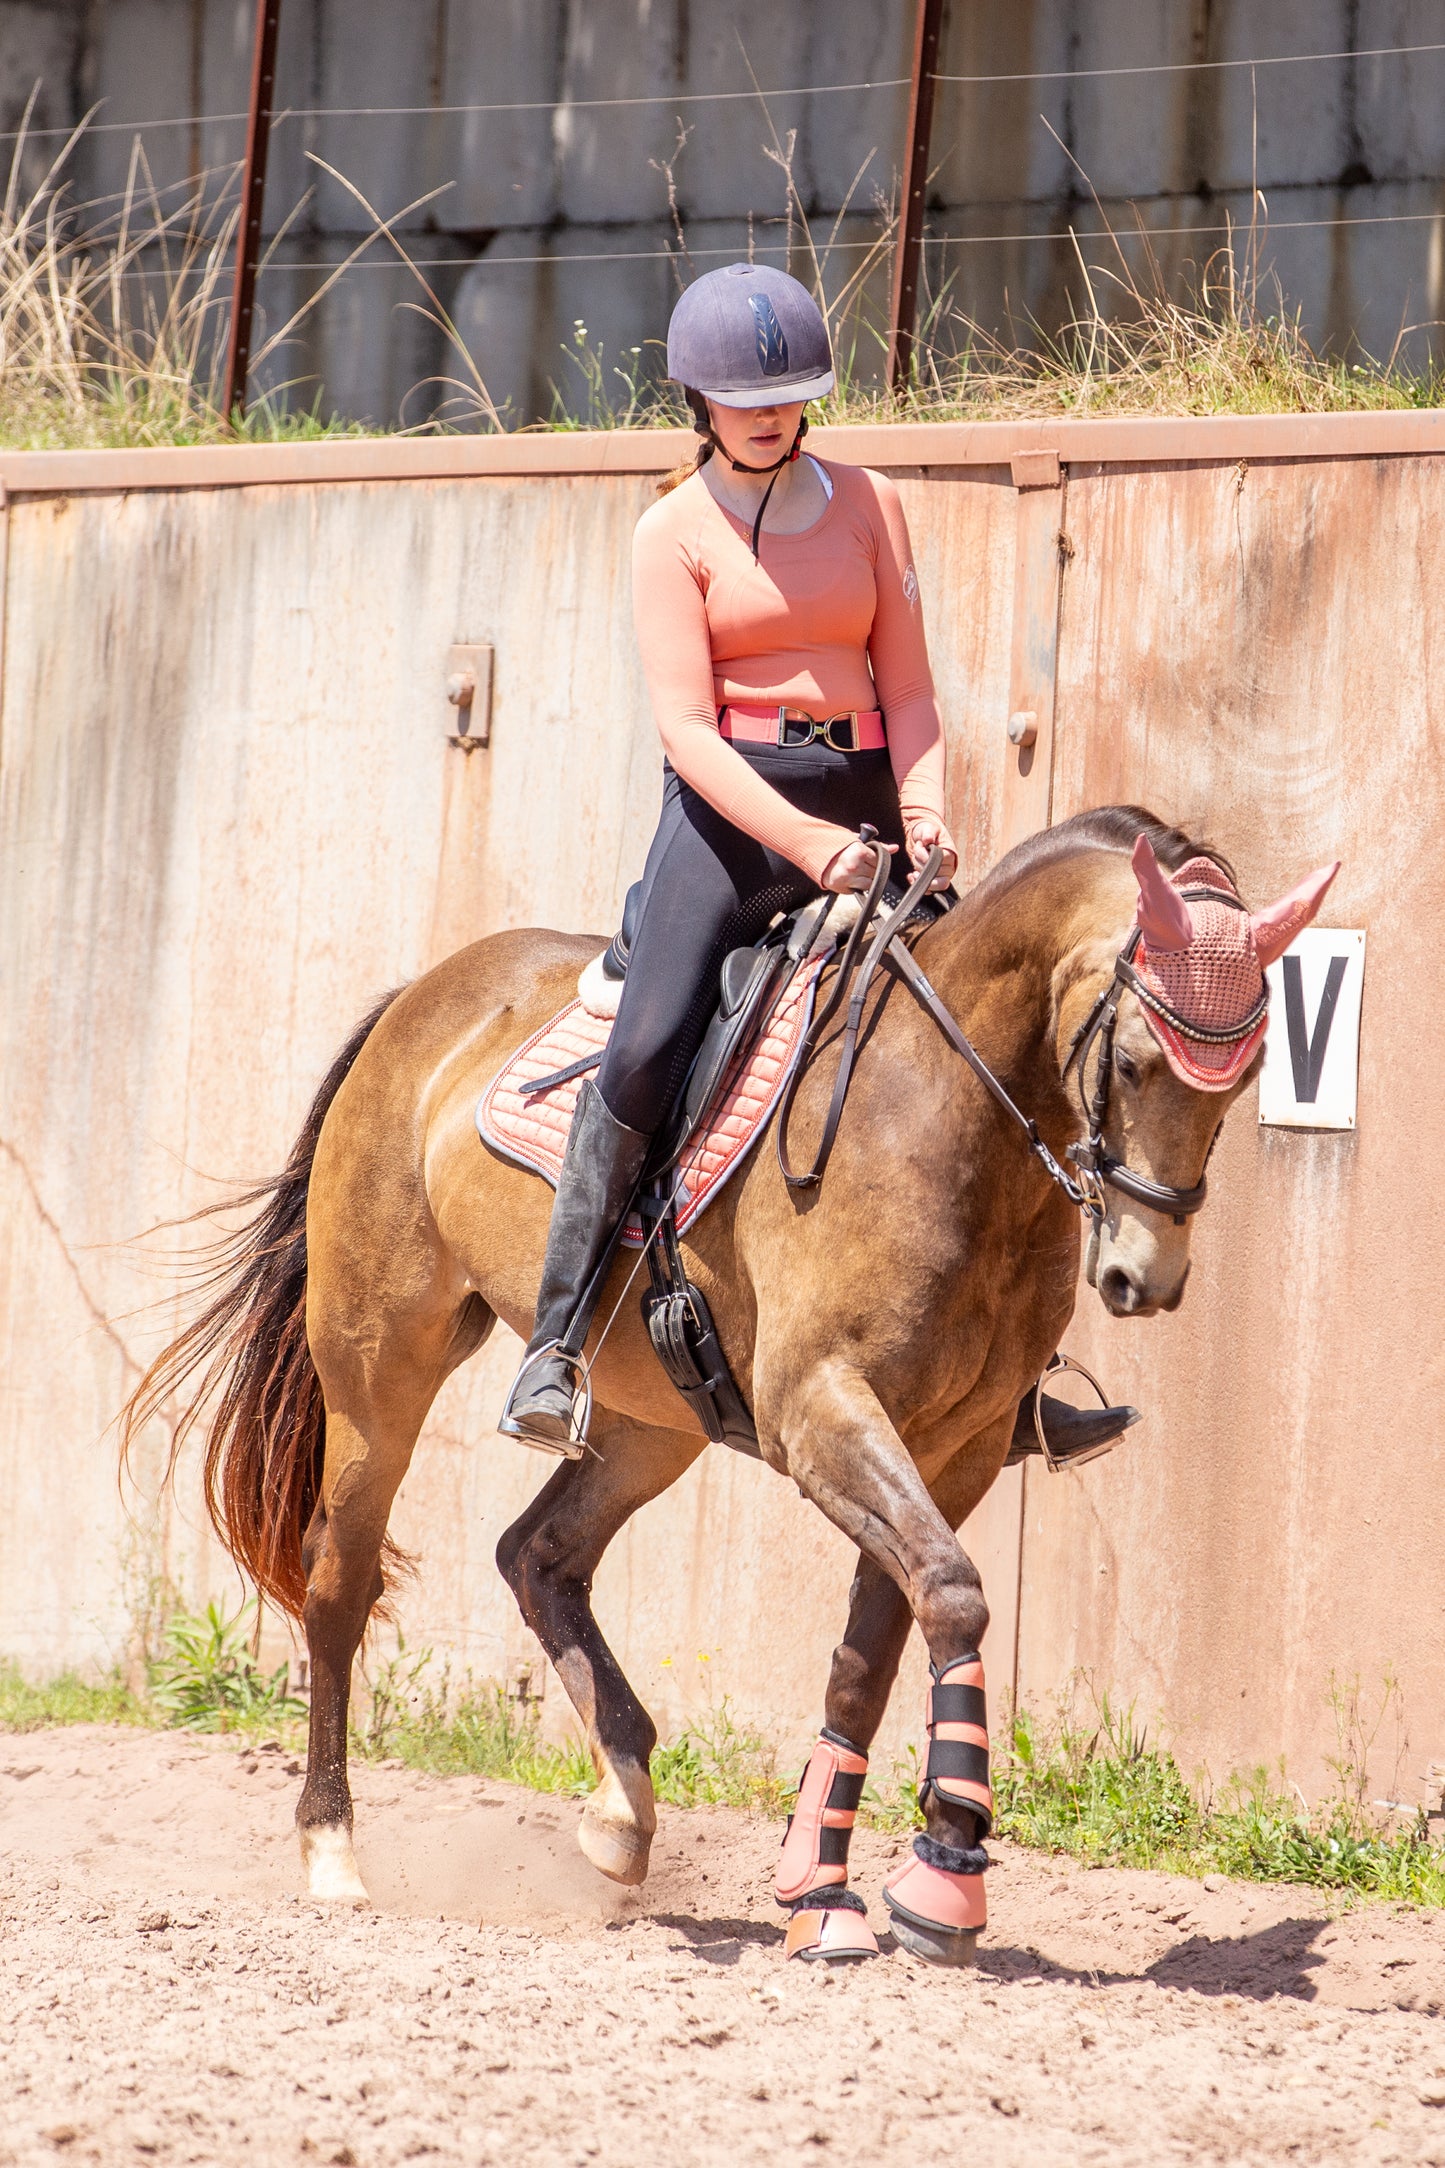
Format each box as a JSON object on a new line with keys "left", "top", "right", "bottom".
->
{"left": 1005, "top": 1385, "right": 1141, "bottom": 1469}
{"left": 499, "top": 1079, "right": 651, "bottom": 1455}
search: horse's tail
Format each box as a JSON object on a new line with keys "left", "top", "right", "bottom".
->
{"left": 120, "top": 988, "right": 404, "bottom": 1621}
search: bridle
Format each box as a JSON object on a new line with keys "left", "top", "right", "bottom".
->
{"left": 1059, "top": 889, "right": 1266, "bottom": 1225}
{"left": 778, "top": 847, "right": 1266, "bottom": 1230}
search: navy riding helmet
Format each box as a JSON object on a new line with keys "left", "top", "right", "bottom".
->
{"left": 666, "top": 263, "right": 834, "bottom": 407}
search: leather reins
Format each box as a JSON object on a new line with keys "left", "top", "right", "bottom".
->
{"left": 778, "top": 847, "right": 1258, "bottom": 1228}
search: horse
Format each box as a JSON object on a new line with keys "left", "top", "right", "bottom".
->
{"left": 122, "top": 804, "right": 1335, "bottom": 1960}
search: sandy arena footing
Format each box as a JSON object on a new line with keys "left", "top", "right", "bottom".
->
{"left": 1, "top": 1725, "right": 1443, "bottom": 2166}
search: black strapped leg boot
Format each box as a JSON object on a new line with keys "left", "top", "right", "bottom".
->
{"left": 499, "top": 1079, "right": 652, "bottom": 1455}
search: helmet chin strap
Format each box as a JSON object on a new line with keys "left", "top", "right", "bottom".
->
{"left": 689, "top": 394, "right": 809, "bottom": 561}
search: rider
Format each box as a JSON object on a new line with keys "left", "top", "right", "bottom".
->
{"left": 501, "top": 263, "right": 1133, "bottom": 1465}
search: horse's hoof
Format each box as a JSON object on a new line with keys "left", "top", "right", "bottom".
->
{"left": 882, "top": 1843, "right": 986, "bottom": 1965}
{"left": 299, "top": 1822, "right": 370, "bottom": 1904}
{"left": 785, "top": 1906, "right": 880, "bottom": 1964}
{"left": 577, "top": 1807, "right": 652, "bottom": 1886}
{"left": 887, "top": 1915, "right": 980, "bottom": 1967}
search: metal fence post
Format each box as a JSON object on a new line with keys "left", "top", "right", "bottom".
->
{"left": 223, "top": 0, "right": 283, "bottom": 421}
{"left": 887, "top": 0, "right": 945, "bottom": 393}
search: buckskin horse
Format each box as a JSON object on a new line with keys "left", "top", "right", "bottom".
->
{"left": 123, "top": 806, "right": 1336, "bottom": 1964}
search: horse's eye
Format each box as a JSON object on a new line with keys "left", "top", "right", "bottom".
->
{"left": 1115, "top": 1047, "right": 1141, "bottom": 1086}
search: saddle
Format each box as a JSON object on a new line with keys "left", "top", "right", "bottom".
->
{"left": 478, "top": 863, "right": 953, "bottom": 1456}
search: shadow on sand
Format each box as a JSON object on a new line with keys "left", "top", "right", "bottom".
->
{"left": 980, "top": 1915, "right": 1331, "bottom": 2001}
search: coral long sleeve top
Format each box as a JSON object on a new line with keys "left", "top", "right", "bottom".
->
{"left": 631, "top": 459, "right": 947, "bottom": 884}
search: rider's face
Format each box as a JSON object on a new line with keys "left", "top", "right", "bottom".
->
{"left": 705, "top": 399, "right": 806, "bottom": 469}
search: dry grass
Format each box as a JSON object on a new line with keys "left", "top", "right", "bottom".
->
{"left": 802, "top": 113, "right": 1442, "bottom": 423}
{"left": 833, "top": 240, "right": 1443, "bottom": 424}
{"left": 0, "top": 107, "right": 376, "bottom": 448}
{"left": 539, "top": 128, "right": 1441, "bottom": 432}
{"left": 546, "top": 246, "right": 1442, "bottom": 436}
{"left": 0, "top": 106, "right": 1434, "bottom": 447}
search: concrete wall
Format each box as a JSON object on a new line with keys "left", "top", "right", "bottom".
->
{"left": 1, "top": 413, "right": 1443, "bottom": 1808}
{"left": 0, "top": 4, "right": 1441, "bottom": 425}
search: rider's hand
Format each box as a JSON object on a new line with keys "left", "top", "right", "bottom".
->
{"left": 905, "top": 815, "right": 959, "bottom": 891}
{"left": 821, "top": 838, "right": 896, "bottom": 893}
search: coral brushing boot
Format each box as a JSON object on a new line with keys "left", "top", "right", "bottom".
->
{"left": 775, "top": 1731, "right": 879, "bottom": 1963}
{"left": 499, "top": 1079, "right": 650, "bottom": 1455}
{"left": 883, "top": 1655, "right": 991, "bottom": 1967}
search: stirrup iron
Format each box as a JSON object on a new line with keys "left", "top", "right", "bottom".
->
{"left": 1032, "top": 1352, "right": 1127, "bottom": 1472}
{"left": 498, "top": 1339, "right": 594, "bottom": 1459}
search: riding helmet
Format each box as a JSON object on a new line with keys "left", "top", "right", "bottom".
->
{"left": 666, "top": 263, "right": 834, "bottom": 406}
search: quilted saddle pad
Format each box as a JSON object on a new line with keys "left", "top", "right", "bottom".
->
{"left": 476, "top": 953, "right": 826, "bottom": 1246}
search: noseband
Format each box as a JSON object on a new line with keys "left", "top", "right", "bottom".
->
{"left": 781, "top": 855, "right": 1261, "bottom": 1230}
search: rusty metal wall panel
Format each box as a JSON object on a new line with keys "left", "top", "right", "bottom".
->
{"left": 3, "top": 443, "right": 1442, "bottom": 1799}
{"left": 0, "top": 463, "right": 1019, "bottom": 1773}
{"left": 1022, "top": 451, "right": 1445, "bottom": 1802}
{"left": 896, "top": 462, "right": 1029, "bottom": 1683}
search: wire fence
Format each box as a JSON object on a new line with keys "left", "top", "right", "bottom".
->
{"left": 240, "top": 207, "right": 1445, "bottom": 278}
{"left": 20, "top": 34, "right": 1445, "bottom": 272}
{"left": 5, "top": 32, "right": 1444, "bottom": 421}
{"left": 7, "top": 34, "right": 1445, "bottom": 141}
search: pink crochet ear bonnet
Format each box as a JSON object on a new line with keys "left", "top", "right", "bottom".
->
{"left": 1130, "top": 836, "right": 1340, "bottom": 1091}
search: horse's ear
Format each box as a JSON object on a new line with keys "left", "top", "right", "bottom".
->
{"left": 1249, "top": 862, "right": 1341, "bottom": 968}
{"left": 1132, "top": 834, "right": 1193, "bottom": 952}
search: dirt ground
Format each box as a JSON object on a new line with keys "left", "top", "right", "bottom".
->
{"left": 2, "top": 1727, "right": 1444, "bottom": 2167}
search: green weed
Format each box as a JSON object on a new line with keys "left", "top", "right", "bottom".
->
{"left": 649, "top": 1698, "right": 786, "bottom": 1814}
{"left": 353, "top": 1650, "right": 784, "bottom": 1815}
{"left": 546, "top": 320, "right": 682, "bottom": 432}
{"left": 148, "top": 1600, "right": 306, "bottom": 1734}
{"left": 0, "top": 1661, "right": 146, "bottom": 1731}
{"left": 357, "top": 1667, "right": 596, "bottom": 1795}
{"left": 989, "top": 1694, "right": 1445, "bottom": 1903}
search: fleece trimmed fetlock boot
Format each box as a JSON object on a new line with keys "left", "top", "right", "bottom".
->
{"left": 498, "top": 1079, "right": 651, "bottom": 1455}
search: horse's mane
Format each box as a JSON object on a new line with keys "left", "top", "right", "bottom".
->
{"left": 973, "top": 804, "right": 1238, "bottom": 905}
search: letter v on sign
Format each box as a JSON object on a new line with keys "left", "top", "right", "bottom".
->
{"left": 1258, "top": 929, "right": 1366, "bottom": 1131}
{"left": 1281, "top": 953, "right": 1347, "bottom": 1102}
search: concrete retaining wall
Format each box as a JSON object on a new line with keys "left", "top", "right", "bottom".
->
{"left": 1, "top": 412, "right": 1442, "bottom": 1805}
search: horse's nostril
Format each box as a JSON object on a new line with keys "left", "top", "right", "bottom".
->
{"left": 1100, "top": 1263, "right": 1140, "bottom": 1314}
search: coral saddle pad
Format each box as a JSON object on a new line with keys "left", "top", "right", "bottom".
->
{"left": 476, "top": 954, "right": 826, "bottom": 1246}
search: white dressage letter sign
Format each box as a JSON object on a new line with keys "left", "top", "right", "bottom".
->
{"left": 1257, "top": 928, "right": 1366, "bottom": 1130}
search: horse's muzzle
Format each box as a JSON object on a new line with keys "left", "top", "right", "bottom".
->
{"left": 1098, "top": 1255, "right": 1191, "bottom": 1318}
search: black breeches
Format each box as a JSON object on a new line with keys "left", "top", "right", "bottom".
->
{"left": 594, "top": 742, "right": 906, "bottom": 1135}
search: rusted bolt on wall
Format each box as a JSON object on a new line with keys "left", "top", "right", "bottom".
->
{"left": 446, "top": 642, "right": 494, "bottom": 750}
{"left": 1001, "top": 450, "right": 1067, "bottom": 843}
